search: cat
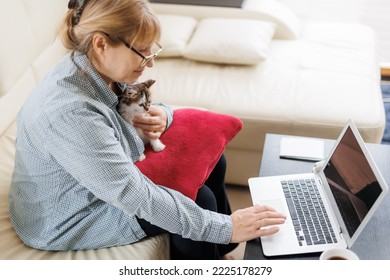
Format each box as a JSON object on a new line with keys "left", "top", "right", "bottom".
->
{"left": 116, "top": 79, "right": 165, "bottom": 161}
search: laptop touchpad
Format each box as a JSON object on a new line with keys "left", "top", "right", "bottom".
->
{"left": 260, "top": 199, "right": 285, "bottom": 215}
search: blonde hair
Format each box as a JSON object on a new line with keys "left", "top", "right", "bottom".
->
{"left": 59, "top": 0, "right": 160, "bottom": 57}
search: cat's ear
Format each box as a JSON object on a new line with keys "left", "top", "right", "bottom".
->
{"left": 143, "top": 79, "right": 156, "bottom": 88}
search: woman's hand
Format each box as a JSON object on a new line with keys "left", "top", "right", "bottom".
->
{"left": 132, "top": 105, "right": 168, "bottom": 139}
{"left": 230, "top": 205, "right": 286, "bottom": 243}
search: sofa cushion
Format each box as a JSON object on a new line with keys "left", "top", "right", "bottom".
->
{"left": 182, "top": 18, "right": 276, "bottom": 65}
{"left": 157, "top": 14, "right": 197, "bottom": 57}
{"left": 135, "top": 108, "right": 243, "bottom": 200}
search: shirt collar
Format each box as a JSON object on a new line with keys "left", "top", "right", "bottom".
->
{"left": 71, "top": 52, "right": 119, "bottom": 109}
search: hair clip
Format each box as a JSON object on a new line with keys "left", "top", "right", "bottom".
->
{"left": 68, "top": 0, "right": 78, "bottom": 9}
{"left": 68, "top": 0, "right": 89, "bottom": 26}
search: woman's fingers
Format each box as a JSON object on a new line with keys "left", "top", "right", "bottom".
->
{"left": 132, "top": 105, "right": 168, "bottom": 139}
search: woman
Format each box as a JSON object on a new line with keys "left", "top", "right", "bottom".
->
{"left": 8, "top": 0, "right": 285, "bottom": 259}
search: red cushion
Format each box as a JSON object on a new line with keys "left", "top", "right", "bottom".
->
{"left": 135, "top": 108, "right": 243, "bottom": 200}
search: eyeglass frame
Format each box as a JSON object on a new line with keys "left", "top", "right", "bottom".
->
{"left": 118, "top": 38, "right": 163, "bottom": 68}
{"left": 98, "top": 31, "right": 163, "bottom": 68}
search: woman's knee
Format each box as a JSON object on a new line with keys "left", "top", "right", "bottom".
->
{"left": 195, "top": 185, "right": 217, "bottom": 212}
{"left": 213, "top": 154, "right": 226, "bottom": 175}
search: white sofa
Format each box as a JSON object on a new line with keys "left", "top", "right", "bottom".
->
{"left": 0, "top": 0, "right": 384, "bottom": 259}
{"left": 146, "top": 0, "right": 385, "bottom": 186}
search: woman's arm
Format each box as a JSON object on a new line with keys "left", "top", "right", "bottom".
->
{"left": 45, "top": 106, "right": 231, "bottom": 244}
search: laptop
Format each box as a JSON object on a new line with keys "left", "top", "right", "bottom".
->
{"left": 248, "top": 120, "right": 388, "bottom": 257}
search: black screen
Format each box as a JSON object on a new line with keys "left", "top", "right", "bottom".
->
{"left": 323, "top": 127, "right": 382, "bottom": 237}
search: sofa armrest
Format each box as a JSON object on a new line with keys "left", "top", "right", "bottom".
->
{"left": 243, "top": 0, "right": 301, "bottom": 39}
{"left": 151, "top": 0, "right": 301, "bottom": 39}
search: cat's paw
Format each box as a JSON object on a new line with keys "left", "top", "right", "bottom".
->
{"left": 151, "top": 139, "right": 166, "bottom": 152}
{"left": 153, "top": 142, "right": 166, "bottom": 152}
{"left": 138, "top": 153, "right": 146, "bottom": 161}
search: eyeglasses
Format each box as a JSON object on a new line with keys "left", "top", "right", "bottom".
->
{"left": 119, "top": 38, "right": 163, "bottom": 68}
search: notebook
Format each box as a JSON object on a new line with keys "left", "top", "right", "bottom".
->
{"left": 248, "top": 120, "right": 388, "bottom": 257}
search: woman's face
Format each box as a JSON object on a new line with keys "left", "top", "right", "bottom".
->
{"left": 92, "top": 35, "right": 154, "bottom": 85}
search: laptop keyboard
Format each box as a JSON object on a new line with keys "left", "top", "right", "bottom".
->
{"left": 282, "top": 179, "right": 338, "bottom": 247}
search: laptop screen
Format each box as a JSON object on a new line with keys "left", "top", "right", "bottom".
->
{"left": 323, "top": 126, "right": 383, "bottom": 238}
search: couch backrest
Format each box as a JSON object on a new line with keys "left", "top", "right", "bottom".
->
{"left": 0, "top": 0, "right": 69, "bottom": 134}
{"left": 0, "top": 0, "right": 68, "bottom": 97}
{"left": 151, "top": 0, "right": 301, "bottom": 40}
{"left": 0, "top": 0, "right": 69, "bottom": 193}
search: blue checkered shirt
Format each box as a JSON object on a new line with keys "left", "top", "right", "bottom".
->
{"left": 8, "top": 52, "right": 232, "bottom": 251}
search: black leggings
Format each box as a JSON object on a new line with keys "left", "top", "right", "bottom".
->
{"left": 137, "top": 155, "right": 238, "bottom": 259}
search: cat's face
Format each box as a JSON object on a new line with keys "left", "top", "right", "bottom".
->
{"left": 116, "top": 79, "right": 155, "bottom": 122}
{"left": 117, "top": 79, "right": 155, "bottom": 111}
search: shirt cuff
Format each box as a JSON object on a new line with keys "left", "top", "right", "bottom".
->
{"left": 157, "top": 103, "right": 173, "bottom": 131}
{"left": 208, "top": 213, "right": 233, "bottom": 245}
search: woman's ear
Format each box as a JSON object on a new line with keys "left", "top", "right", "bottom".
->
{"left": 91, "top": 34, "right": 107, "bottom": 57}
